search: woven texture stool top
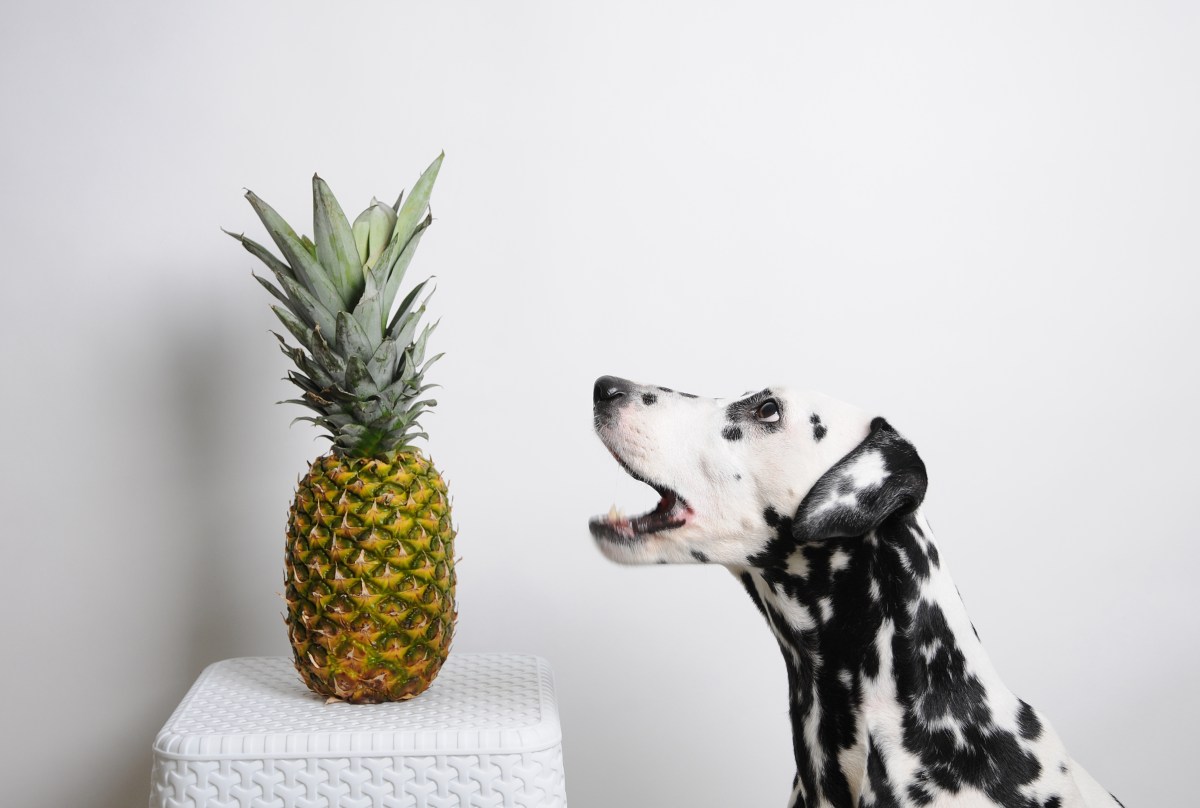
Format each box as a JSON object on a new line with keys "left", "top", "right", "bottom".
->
{"left": 155, "top": 654, "right": 562, "bottom": 760}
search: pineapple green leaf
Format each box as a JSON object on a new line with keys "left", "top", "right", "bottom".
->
{"left": 344, "top": 356, "right": 381, "bottom": 398}
{"left": 399, "top": 430, "right": 430, "bottom": 445}
{"left": 352, "top": 198, "right": 398, "bottom": 272}
{"left": 412, "top": 321, "right": 438, "bottom": 366}
{"left": 299, "top": 386, "right": 336, "bottom": 408}
{"left": 351, "top": 214, "right": 370, "bottom": 266}
{"left": 367, "top": 338, "right": 398, "bottom": 390}
{"left": 408, "top": 382, "right": 441, "bottom": 397}
{"left": 390, "top": 306, "right": 426, "bottom": 359}
{"left": 351, "top": 269, "right": 385, "bottom": 347}
{"left": 364, "top": 214, "right": 425, "bottom": 326}
{"left": 359, "top": 229, "right": 402, "bottom": 322}
{"left": 379, "top": 368, "right": 427, "bottom": 403}
{"left": 275, "top": 341, "right": 308, "bottom": 372}
{"left": 278, "top": 398, "right": 320, "bottom": 409}
{"left": 225, "top": 229, "right": 297, "bottom": 283}
{"left": 385, "top": 278, "right": 431, "bottom": 335}
{"left": 364, "top": 226, "right": 402, "bottom": 282}
{"left": 334, "top": 310, "right": 376, "bottom": 363}
{"left": 285, "top": 369, "right": 324, "bottom": 394}
{"left": 286, "top": 361, "right": 337, "bottom": 393}
{"left": 312, "top": 174, "right": 365, "bottom": 307}
{"left": 393, "top": 152, "right": 442, "bottom": 253}
{"left": 335, "top": 422, "right": 384, "bottom": 456}
{"left": 418, "top": 353, "right": 445, "bottom": 377}
{"left": 382, "top": 217, "right": 431, "bottom": 323}
{"left": 253, "top": 273, "right": 294, "bottom": 313}
{"left": 353, "top": 404, "right": 387, "bottom": 432}
{"left": 244, "top": 190, "right": 344, "bottom": 314}
{"left": 256, "top": 266, "right": 336, "bottom": 336}
{"left": 290, "top": 414, "right": 334, "bottom": 430}
{"left": 309, "top": 324, "right": 347, "bottom": 377}
{"left": 398, "top": 349, "right": 416, "bottom": 386}
{"left": 270, "top": 306, "right": 315, "bottom": 353}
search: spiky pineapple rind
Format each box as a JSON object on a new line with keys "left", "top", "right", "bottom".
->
{"left": 284, "top": 450, "right": 456, "bottom": 703}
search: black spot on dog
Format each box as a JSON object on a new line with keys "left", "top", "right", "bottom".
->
{"left": 691, "top": 550, "right": 709, "bottom": 563}
{"left": 1044, "top": 797, "right": 1062, "bottom": 808}
{"left": 889, "top": 523, "right": 932, "bottom": 580}
{"left": 739, "top": 572, "right": 769, "bottom": 620}
{"left": 810, "top": 412, "right": 827, "bottom": 441}
{"left": 1017, "top": 700, "right": 1042, "bottom": 741}
{"left": 907, "top": 781, "right": 934, "bottom": 806}
{"left": 723, "top": 425, "right": 743, "bottom": 441}
{"left": 906, "top": 601, "right": 990, "bottom": 725}
{"left": 734, "top": 473, "right": 742, "bottom": 481}
{"left": 656, "top": 386, "right": 674, "bottom": 393}
{"left": 642, "top": 392, "right": 658, "bottom": 406}
{"left": 679, "top": 391, "right": 698, "bottom": 399}
{"left": 1059, "top": 763, "right": 1068, "bottom": 775}
{"left": 749, "top": 506, "right": 799, "bottom": 568}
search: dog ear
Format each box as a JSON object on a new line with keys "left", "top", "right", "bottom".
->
{"left": 792, "top": 417, "right": 927, "bottom": 541}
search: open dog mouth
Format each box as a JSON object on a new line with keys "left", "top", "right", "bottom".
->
{"left": 589, "top": 450, "right": 692, "bottom": 542}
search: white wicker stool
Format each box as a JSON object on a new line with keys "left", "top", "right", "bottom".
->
{"left": 151, "top": 654, "right": 568, "bottom": 808}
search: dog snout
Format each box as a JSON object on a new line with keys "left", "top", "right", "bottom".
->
{"left": 593, "top": 375, "right": 636, "bottom": 408}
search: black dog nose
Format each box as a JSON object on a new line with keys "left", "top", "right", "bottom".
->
{"left": 594, "top": 375, "right": 635, "bottom": 405}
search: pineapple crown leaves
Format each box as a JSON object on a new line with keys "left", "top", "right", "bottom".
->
{"left": 228, "top": 153, "right": 446, "bottom": 457}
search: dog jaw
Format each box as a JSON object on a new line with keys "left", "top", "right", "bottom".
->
{"left": 588, "top": 415, "right": 697, "bottom": 562}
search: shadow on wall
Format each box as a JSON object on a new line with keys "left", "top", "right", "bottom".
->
{"left": 167, "top": 297, "right": 285, "bottom": 680}
{"left": 88, "top": 287, "right": 288, "bottom": 808}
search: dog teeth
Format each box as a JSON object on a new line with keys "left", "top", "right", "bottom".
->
{"left": 608, "top": 504, "right": 624, "bottom": 522}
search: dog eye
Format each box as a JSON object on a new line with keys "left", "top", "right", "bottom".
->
{"left": 755, "top": 399, "right": 780, "bottom": 423}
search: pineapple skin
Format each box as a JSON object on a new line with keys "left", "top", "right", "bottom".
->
{"left": 284, "top": 451, "right": 456, "bottom": 703}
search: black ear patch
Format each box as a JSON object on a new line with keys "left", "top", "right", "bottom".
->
{"left": 792, "top": 418, "right": 927, "bottom": 541}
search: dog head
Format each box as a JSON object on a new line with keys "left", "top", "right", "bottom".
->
{"left": 589, "top": 376, "right": 927, "bottom": 567}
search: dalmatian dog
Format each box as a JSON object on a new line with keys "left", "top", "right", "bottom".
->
{"left": 589, "top": 376, "right": 1123, "bottom": 808}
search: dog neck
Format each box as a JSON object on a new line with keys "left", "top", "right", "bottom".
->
{"left": 735, "top": 509, "right": 1027, "bottom": 808}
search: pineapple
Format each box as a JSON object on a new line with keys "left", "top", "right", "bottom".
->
{"left": 228, "top": 154, "right": 456, "bottom": 703}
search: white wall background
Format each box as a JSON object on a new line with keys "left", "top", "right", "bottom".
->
{"left": 2, "top": 2, "right": 1196, "bottom": 805}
